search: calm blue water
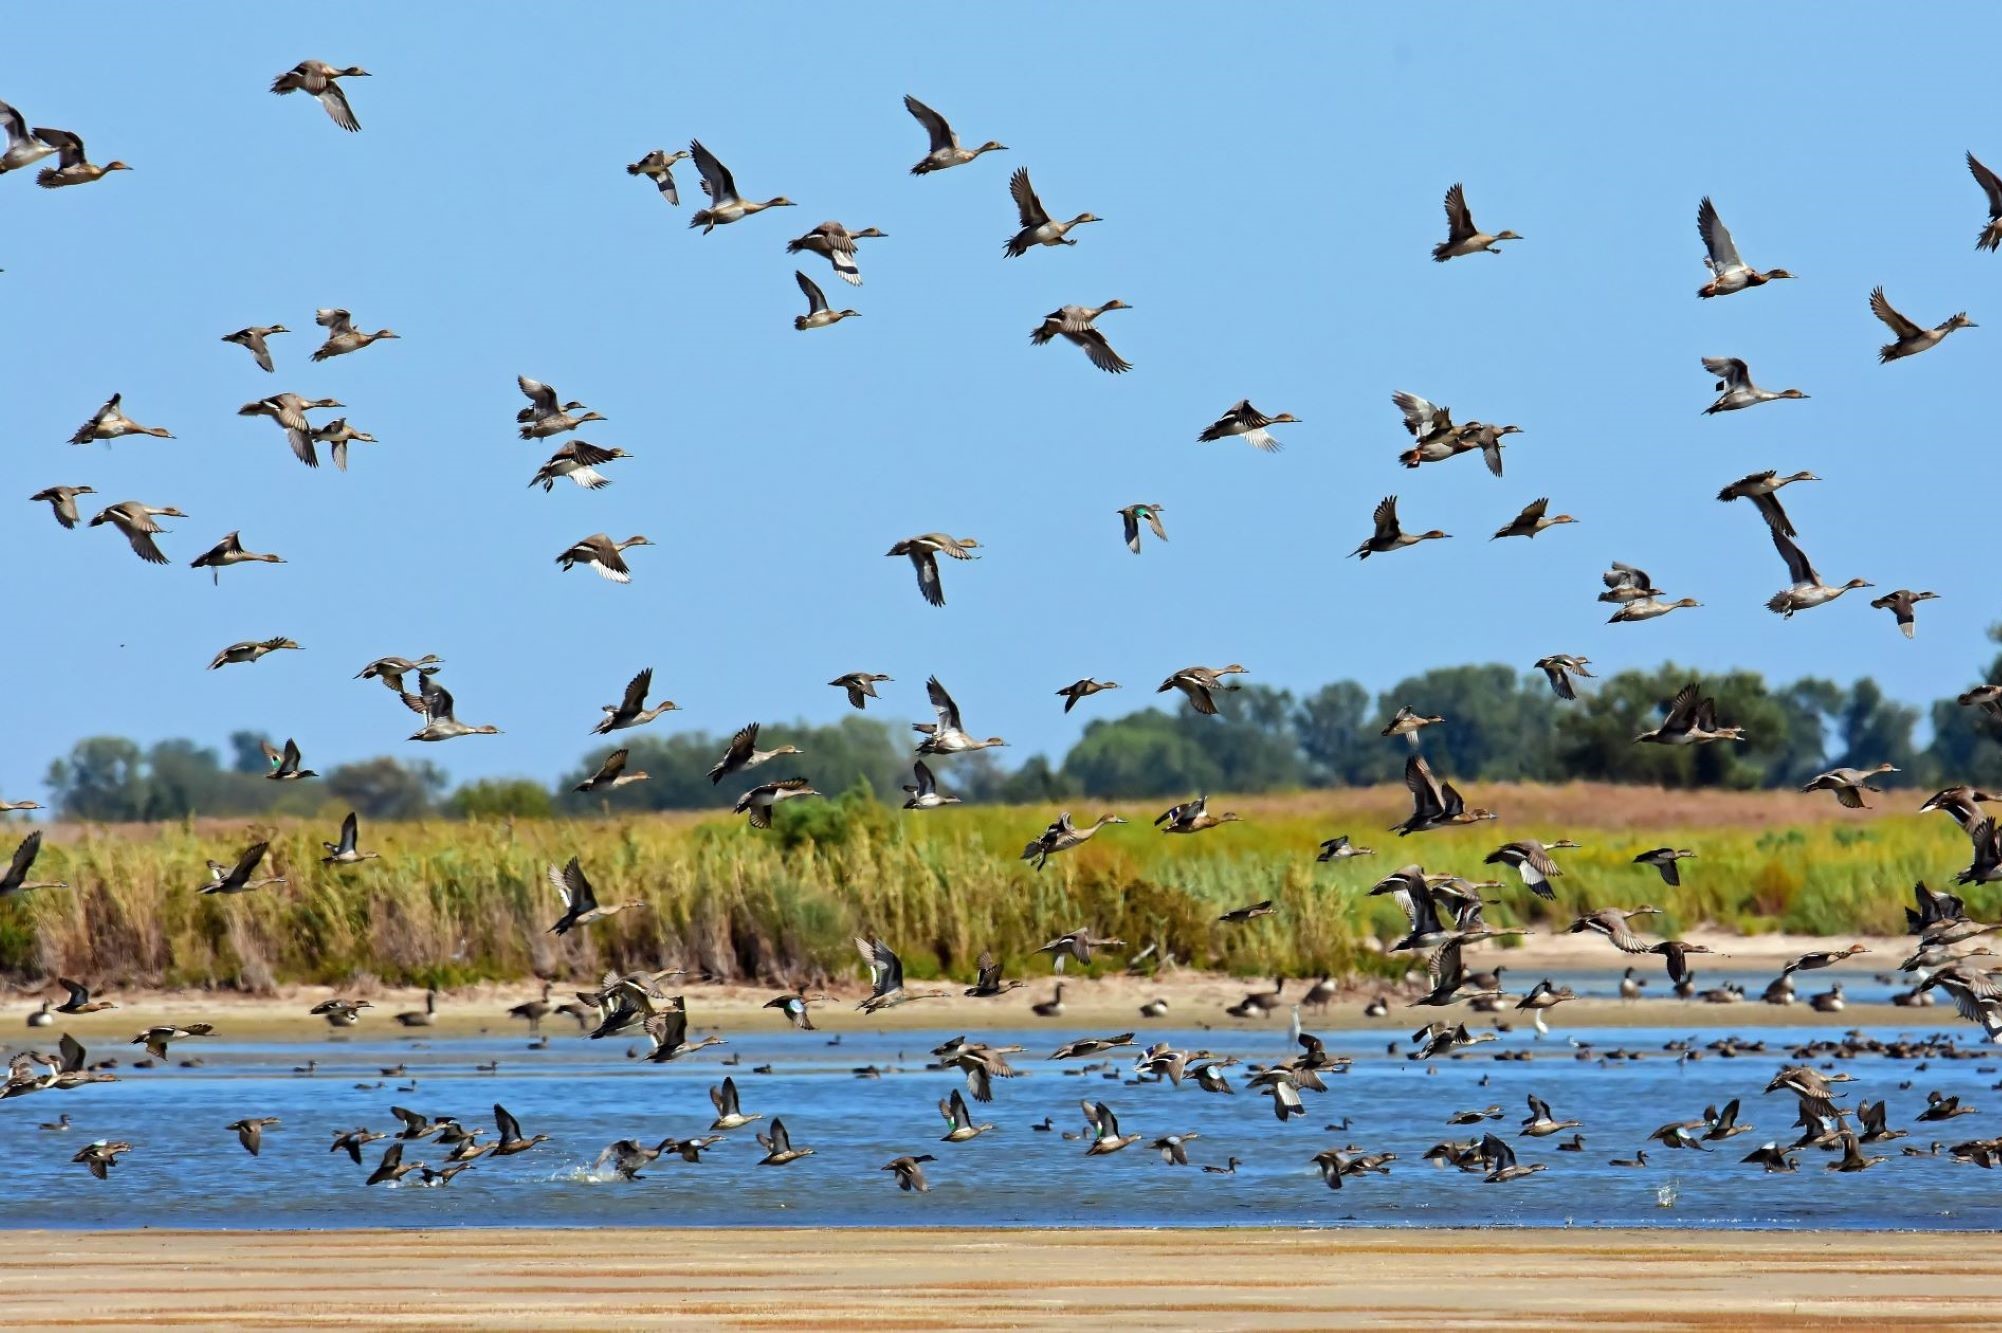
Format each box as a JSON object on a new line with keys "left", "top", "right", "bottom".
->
{"left": 4, "top": 1013, "right": 1997, "bottom": 1230}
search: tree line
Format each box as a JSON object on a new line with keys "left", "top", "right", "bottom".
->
{"left": 36, "top": 634, "right": 2002, "bottom": 822}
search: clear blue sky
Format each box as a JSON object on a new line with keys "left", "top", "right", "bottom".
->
{"left": 5, "top": 5, "right": 1998, "bottom": 804}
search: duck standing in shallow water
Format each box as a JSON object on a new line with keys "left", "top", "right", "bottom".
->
{"left": 1870, "top": 286, "right": 1975, "bottom": 362}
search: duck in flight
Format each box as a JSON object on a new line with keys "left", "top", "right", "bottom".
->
{"left": 687, "top": 139, "right": 794, "bottom": 233}
{"left": 1870, "top": 286, "right": 1975, "bottom": 362}
{"left": 1432, "top": 182, "right": 1520, "bottom": 260}
{"left": 1003, "top": 166, "right": 1099, "bottom": 256}
{"left": 271, "top": 61, "right": 368, "bottom": 131}
{"left": 904, "top": 95, "right": 1006, "bottom": 175}
{"left": 1030, "top": 300, "right": 1132, "bottom": 374}
{"left": 1695, "top": 196, "right": 1794, "bottom": 297}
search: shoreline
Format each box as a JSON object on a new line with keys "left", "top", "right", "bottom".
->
{"left": 5, "top": 929, "right": 1936, "bottom": 1041}
{"left": 5, "top": 1227, "right": 1996, "bottom": 1328}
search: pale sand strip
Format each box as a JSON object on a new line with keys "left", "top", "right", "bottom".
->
{"left": 1, "top": 1229, "right": 1994, "bottom": 1331}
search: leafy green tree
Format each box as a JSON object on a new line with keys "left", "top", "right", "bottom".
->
{"left": 449, "top": 778, "right": 554, "bottom": 819}
{"left": 1926, "top": 625, "right": 2002, "bottom": 785}
{"left": 326, "top": 757, "right": 448, "bottom": 820}
{"left": 47, "top": 736, "right": 151, "bottom": 820}
{"left": 1832, "top": 678, "right": 1925, "bottom": 787}
{"left": 1374, "top": 665, "right": 1558, "bottom": 782}
{"left": 229, "top": 730, "right": 275, "bottom": 776}
{"left": 556, "top": 716, "right": 908, "bottom": 813}
{"left": 1062, "top": 710, "right": 1225, "bottom": 797}
{"left": 1293, "top": 680, "right": 1374, "bottom": 784}
{"left": 1553, "top": 665, "right": 1795, "bottom": 789}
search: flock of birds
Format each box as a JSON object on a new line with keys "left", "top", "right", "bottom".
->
{"left": 13, "top": 896, "right": 2002, "bottom": 1193}
{"left": 10, "top": 62, "right": 2002, "bottom": 1202}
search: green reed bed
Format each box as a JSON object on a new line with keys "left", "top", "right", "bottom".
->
{"left": 0, "top": 789, "right": 1983, "bottom": 990}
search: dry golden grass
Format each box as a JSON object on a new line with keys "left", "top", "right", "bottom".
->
{"left": 1, "top": 783, "right": 1976, "bottom": 990}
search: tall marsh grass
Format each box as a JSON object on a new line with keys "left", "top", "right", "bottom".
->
{"left": 0, "top": 784, "right": 1980, "bottom": 990}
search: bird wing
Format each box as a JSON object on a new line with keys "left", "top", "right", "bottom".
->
{"left": 912, "top": 759, "right": 937, "bottom": 796}
{"left": 1662, "top": 683, "right": 1701, "bottom": 729}
{"left": 689, "top": 140, "right": 739, "bottom": 206}
{"left": 230, "top": 841, "right": 269, "bottom": 884}
{"left": 1371, "top": 495, "right": 1401, "bottom": 542}
{"left": 316, "top": 307, "right": 355, "bottom": 335}
{"left": 714, "top": 724, "right": 757, "bottom": 780}
{"left": 36, "top": 126, "right": 84, "bottom": 168}
{"left": 494, "top": 1103, "right": 523, "bottom": 1141}
{"left": 926, "top": 676, "right": 963, "bottom": 732}
{"left": 903, "top": 94, "right": 956, "bottom": 152}
{"left": 7, "top": 831, "right": 44, "bottom": 886}
{"left": 1009, "top": 166, "right": 1047, "bottom": 227}
{"left": 1121, "top": 510, "right": 1141, "bottom": 552}
{"left": 1442, "top": 183, "right": 1475, "bottom": 240}
{"left": 795, "top": 269, "right": 830, "bottom": 314}
{"left": 518, "top": 376, "right": 558, "bottom": 416}
{"left": 1404, "top": 754, "right": 1444, "bottom": 819}
{"left": 1869, "top": 287, "right": 1922, "bottom": 339}
{"left": 910, "top": 550, "right": 944, "bottom": 606}
{"left": 1748, "top": 492, "right": 1796, "bottom": 538}
{"left": 1696, "top": 196, "right": 1743, "bottom": 271}
{"left": 1970, "top": 151, "right": 2002, "bottom": 211}
{"left": 337, "top": 811, "right": 359, "bottom": 853}
{"left": 1070, "top": 328, "right": 1130, "bottom": 373}
{"left": 1391, "top": 391, "right": 1441, "bottom": 438}
{"left": 316, "top": 83, "right": 359, "bottom": 132}
{"left": 616, "top": 668, "right": 653, "bottom": 716}
{"left": 1701, "top": 356, "right": 1751, "bottom": 390}
{"left": 561, "top": 858, "right": 597, "bottom": 913}
{"left": 1770, "top": 529, "right": 1819, "bottom": 586}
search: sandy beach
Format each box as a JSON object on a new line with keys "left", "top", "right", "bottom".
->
{"left": 9, "top": 928, "right": 1930, "bottom": 1044}
{"left": 2, "top": 1227, "right": 1994, "bottom": 1329}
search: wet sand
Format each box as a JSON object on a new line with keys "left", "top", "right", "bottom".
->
{"left": 14, "top": 929, "right": 1929, "bottom": 1044}
{"left": 2, "top": 1228, "right": 1994, "bottom": 1329}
